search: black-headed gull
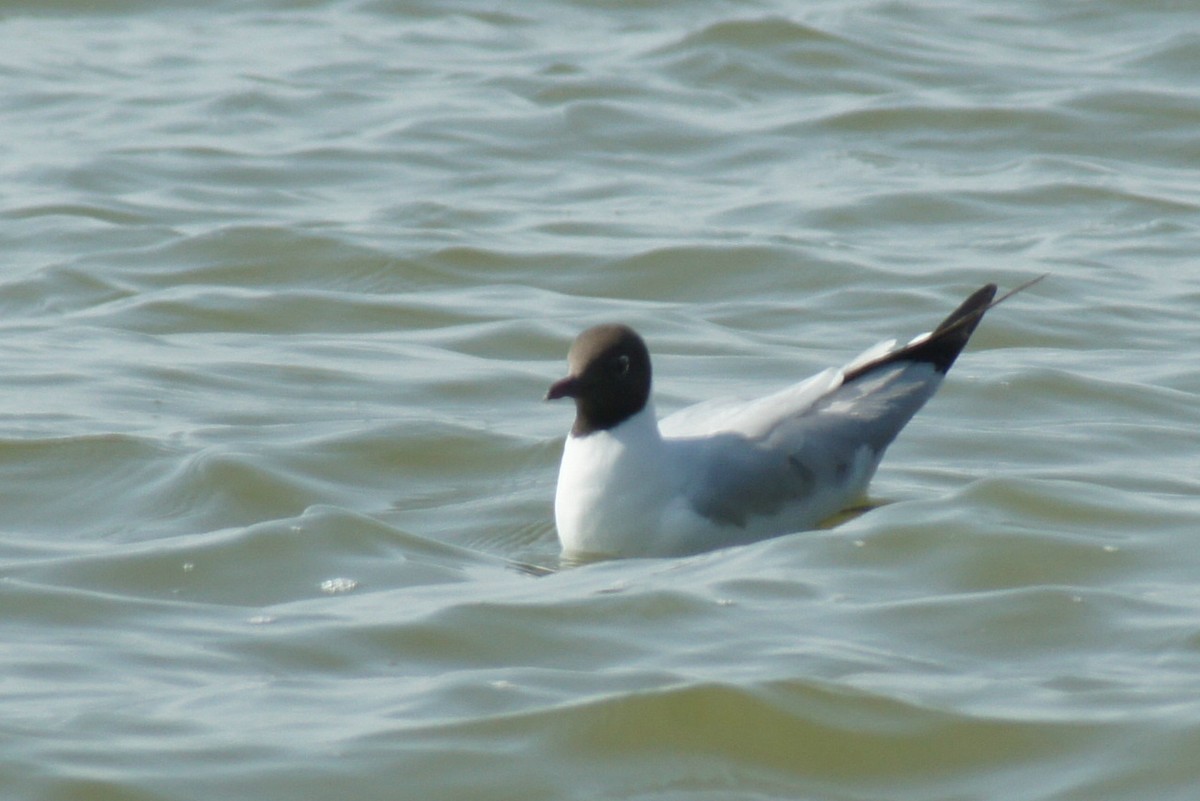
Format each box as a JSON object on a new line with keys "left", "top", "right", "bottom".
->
{"left": 547, "top": 280, "right": 1039, "bottom": 559}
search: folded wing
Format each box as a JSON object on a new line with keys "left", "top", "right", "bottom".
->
{"left": 667, "top": 284, "right": 1002, "bottom": 531}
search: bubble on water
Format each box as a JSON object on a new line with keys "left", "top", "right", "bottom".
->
{"left": 319, "top": 577, "right": 359, "bottom": 594}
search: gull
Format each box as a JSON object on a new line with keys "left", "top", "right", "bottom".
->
{"left": 546, "top": 279, "right": 1040, "bottom": 559}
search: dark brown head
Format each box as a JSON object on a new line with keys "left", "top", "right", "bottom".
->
{"left": 546, "top": 324, "right": 652, "bottom": 436}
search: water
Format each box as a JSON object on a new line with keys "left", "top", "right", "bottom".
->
{"left": 2, "top": 1, "right": 1198, "bottom": 798}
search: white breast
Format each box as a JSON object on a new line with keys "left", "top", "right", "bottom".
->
{"left": 553, "top": 404, "right": 682, "bottom": 558}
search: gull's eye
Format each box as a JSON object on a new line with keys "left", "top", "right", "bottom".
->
{"left": 614, "top": 354, "right": 630, "bottom": 375}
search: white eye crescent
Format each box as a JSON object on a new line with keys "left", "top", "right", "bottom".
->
{"left": 616, "top": 355, "right": 630, "bottom": 374}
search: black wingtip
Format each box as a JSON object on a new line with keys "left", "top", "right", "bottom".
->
{"left": 842, "top": 277, "right": 1042, "bottom": 383}
{"left": 892, "top": 283, "right": 995, "bottom": 375}
{"left": 933, "top": 283, "right": 997, "bottom": 336}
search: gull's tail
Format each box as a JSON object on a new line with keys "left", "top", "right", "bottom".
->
{"left": 843, "top": 276, "right": 1044, "bottom": 383}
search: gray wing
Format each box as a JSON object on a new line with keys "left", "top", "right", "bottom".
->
{"left": 677, "top": 360, "right": 946, "bottom": 527}
{"left": 673, "top": 283, "right": 1005, "bottom": 528}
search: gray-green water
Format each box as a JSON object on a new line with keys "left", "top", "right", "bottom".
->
{"left": 3, "top": 1, "right": 1199, "bottom": 799}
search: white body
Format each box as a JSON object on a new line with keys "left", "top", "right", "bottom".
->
{"left": 554, "top": 344, "right": 946, "bottom": 558}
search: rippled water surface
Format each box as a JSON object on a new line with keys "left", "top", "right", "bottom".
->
{"left": 2, "top": 1, "right": 1199, "bottom": 799}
